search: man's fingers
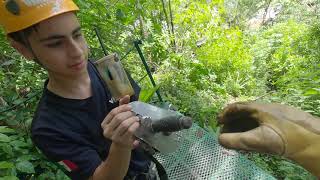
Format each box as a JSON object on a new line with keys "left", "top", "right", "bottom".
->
{"left": 107, "top": 111, "right": 135, "bottom": 130}
{"left": 101, "top": 105, "right": 132, "bottom": 127}
{"left": 219, "top": 126, "right": 267, "bottom": 152}
{"left": 218, "top": 126, "right": 284, "bottom": 155}
{"left": 132, "top": 140, "right": 140, "bottom": 149}
{"left": 113, "top": 116, "right": 139, "bottom": 136}
{"left": 123, "top": 121, "right": 140, "bottom": 138}
{"left": 219, "top": 132, "right": 255, "bottom": 152}
{"left": 218, "top": 103, "right": 260, "bottom": 134}
{"left": 218, "top": 103, "right": 257, "bottom": 124}
{"left": 119, "top": 95, "right": 130, "bottom": 106}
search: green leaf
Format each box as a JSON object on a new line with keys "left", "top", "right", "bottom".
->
{"left": 0, "top": 126, "right": 15, "bottom": 134}
{"left": 38, "top": 172, "right": 55, "bottom": 180}
{"left": 56, "top": 170, "right": 69, "bottom": 179}
{"left": 0, "top": 133, "right": 10, "bottom": 142}
{"left": 0, "top": 115, "right": 6, "bottom": 121}
{"left": 1, "top": 143, "right": 13, "bottom": 156}
{"left": 17, "top": 154, "right": 39, "bottom": 162}
{"left": 12, "top": 98, "right": 24, "bottom": 105}
{"left": 304, "top": 88, "right": 320, "bottom": 96}
{"left": 0, "top": 161, "right": 14, "bottom": 169}
{"left": 0, "top": 176, "right": 19, "bottom": 180}
{"left": 139, "top": 85, "right": 160, "bottom": 103}
{"left": 10, "top": 140, "right": 29, "bottom": 148}
{"left": 16, "top": 161, "right": 35, "bottom": 173}
{"left": 116, "top": 9, "right": 125, "bottom": 20}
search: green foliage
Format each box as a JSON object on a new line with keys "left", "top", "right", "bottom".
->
{"left": 248, "top": 153, "right": 317, "bottom": 180}
{"left": 155, "top": 53, "right": 227, "bottom": 129}
{"left": 251, "top": 20, "right": 320, "bottom": 116}
{"left": 139, "top": 85, "right": 160, "bottom": 102}
{"left": 247, "top": 19, "right": 319, "bottom": 179}
{"left": 0, "top": 126, "right": 69, "bottom": 179}
{"left": 0, "top": 27, "right": 68, "bottom": 179}
{"left": 0, "top": 0, "right": 319, "bottom": 179}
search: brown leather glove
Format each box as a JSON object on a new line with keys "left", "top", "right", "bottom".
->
{"left": 218, "top": 102, "right": 320, "bottom": 177}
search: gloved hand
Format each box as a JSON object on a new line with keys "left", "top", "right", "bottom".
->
{"left": 218, "top": 102, "right": 320, "bottom": 177}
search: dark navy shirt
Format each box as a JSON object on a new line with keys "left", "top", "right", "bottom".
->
{"left": 31, "top": 61, "right": 150, "bottom": 179}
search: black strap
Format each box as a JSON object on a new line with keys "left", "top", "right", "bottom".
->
{"left": 145, "top": 152, "right": 168, "bottom": 180}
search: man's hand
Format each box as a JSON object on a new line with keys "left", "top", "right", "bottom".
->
{"left": 93, "top": 96, "right": 140, "bottom": 180}
{"left": 101, "top": 95, "right": 140, "bottom": 149}
{"left": 218, "top": 102, "right": 320, "bottom": 177}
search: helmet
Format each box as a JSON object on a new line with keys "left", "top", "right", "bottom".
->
{"left": 0, "top": 0, "right": 79, "bottom": 34}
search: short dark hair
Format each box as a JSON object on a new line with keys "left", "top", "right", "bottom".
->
{"left": 7, "top": 25, "right": 42, "bottom": 65}
{"left": 7, "top": 25, "right": 38, "bottom": 46}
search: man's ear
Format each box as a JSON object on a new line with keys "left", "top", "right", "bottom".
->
{"left": 8, "top": 37, "right": 35, "bottom": 60}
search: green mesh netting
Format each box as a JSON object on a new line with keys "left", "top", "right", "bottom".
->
{"left": 155, "top": 124, "right": 275, "bottom": 180}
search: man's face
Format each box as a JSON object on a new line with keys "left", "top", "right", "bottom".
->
{"left": 27, "top": 12, "right": 89, "bottom": 77}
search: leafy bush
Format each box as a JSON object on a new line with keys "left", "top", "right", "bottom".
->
{"left": 251, "top": 20, "right": 320, "bottom": 116}
{"left": 0, "top": 0, "right": 319, "bottom": 179}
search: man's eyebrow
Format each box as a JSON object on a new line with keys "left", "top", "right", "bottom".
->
{"left": 72, "top": 27, "right": 82, "bottom": 35}
{"left": 39, "top": 27, "right": 82, "bottom": 42}
{"left": 39, "top": 35, "right": 64, "bottom": 42}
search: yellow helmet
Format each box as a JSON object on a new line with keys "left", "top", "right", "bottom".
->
{"left": 0, "top": 0, "right": 79, "bottom": 34}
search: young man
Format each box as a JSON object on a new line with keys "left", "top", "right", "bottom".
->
{"left": 0, "top": 0, "right": 153, "bottom": 179}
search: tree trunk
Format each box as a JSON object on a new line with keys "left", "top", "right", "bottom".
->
{"left": 160, "top": 0, "right": 172, "bottom": 40}
{"left": 168, "top": 0, "right": 177, "bottom": 52}
{"left": 137, "top": 0, "right": 146, "bottom": 39}
{"left": 262, "top": 0, "right": 272, "bottom": 25}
